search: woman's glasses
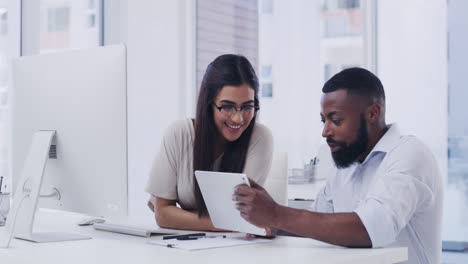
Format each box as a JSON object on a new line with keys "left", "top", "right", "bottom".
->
{"left": 212, "top": 103, "right": 259, "bottom": 119}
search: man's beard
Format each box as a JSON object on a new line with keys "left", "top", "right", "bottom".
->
{"left": 327, "top": 115, "right": 369, "bottom": 169}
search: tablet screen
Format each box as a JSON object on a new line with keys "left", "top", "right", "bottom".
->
{"left": 194, "top": 171, "right": 266, "bottom": 236}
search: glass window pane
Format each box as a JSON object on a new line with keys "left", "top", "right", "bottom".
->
{"left": 258, "top": 0, "right": 369, "bottom": 169}
{"left": 444, "top": 0, "right": 468, "bottom": 243}
{"left": 39, "top": 0, "right": 102, "bottom": 53}
{"left": 0, "top": 3, "right": 8, "bottom": 181}
{"left": 320, "top": 0, "right": 364, "bottom": 82}
{"left": 196, "top": 0, "right": 259, "bottom": 91}
{"left": 0, "top": 8, "right": 7, "bottom": 35}
{"left": 195, "top": 0, "right": 372, "bottom": 172}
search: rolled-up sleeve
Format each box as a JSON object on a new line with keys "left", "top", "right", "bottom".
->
{"left": 354, "top": 140, "right": 435, "bottom": 248}
{"left": 145, "top": 122, "right": 180, "bottom": 200}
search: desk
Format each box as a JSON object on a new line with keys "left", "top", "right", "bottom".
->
{"left": 287, "top": 180, "right": 327, "bottom": 209}
{"left": 288, "top": 180, "right": 327, "bottom": 200}
{"left": 0, "top": 209, "right": 407, "bottom": 264}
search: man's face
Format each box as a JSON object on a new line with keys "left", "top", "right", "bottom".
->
{"left": 320, "top": 90, "right": 369, "bottom": 168}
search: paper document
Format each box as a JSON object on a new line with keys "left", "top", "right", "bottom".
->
{"left": 148, "top": 236, "right": 272, "bottom": 250}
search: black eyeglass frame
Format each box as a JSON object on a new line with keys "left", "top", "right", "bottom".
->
{"left": 211, "top": 103, "right": 260, "bottom": 116}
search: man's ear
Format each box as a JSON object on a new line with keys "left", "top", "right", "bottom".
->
{"left": 366, "top": 103, "right": 381, "bottom": 123}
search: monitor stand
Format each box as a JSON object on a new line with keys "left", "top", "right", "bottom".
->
{"left": 1, "top": 131, "right": 90, "bottom": 248}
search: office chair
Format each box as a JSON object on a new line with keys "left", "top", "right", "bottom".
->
{"left": 263, "top": 152, "right": 288, "bottom": 206}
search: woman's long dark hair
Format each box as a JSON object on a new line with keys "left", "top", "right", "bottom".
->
{"left": 193, "top": 54, "right": 259, "bottom": 217}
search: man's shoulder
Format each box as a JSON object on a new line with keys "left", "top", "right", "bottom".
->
{"left": 389, "top": 135, "right": 431, "bottom": 155}
{"left": 384, "top": 135, "right": 437, "bottom": 171}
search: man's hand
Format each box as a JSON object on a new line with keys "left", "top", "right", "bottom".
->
{"left": 233, "top": 178, "right": 281, "bottom": 228}
{"left": 245, "top": 227, "right": 277, "bottom": 239}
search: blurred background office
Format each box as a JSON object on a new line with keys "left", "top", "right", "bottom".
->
{"left": 0, "top": 0, "right": 466, "bottom": 259}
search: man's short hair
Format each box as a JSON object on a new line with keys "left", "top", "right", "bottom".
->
{"left": 322, "top": 67, "right": 385, "bottom": 105}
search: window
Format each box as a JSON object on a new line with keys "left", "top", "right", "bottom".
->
{"left": 260, "top": 65, "right": 273, "bottom": 98}
{"left": 88, "top": 0, "right": 95, "bottom": 9}
{"left": 85, "top": 0, "right": 97, "bottom": 29}
{"left": 31, "top": 0, "right": 103, "bottom": 54}
{"left": 196, "top": 0, "right": 258, "bottom": 92}
{"left": 86, "top": 13, "right": 96, "bottom": 28}
{"left": 2, "top": 0, "right": 103, "bottom": 185}
{"left": 320, "top": 0, "right": 365, "bottom": 81}
{"left": 260, "top": 0, "right": 273, "bottom": 14}
{"left": 445, "top": 0, "right": 468, "bottom": 243}
{"left": 323, "top": 0, "right": 360, "bottom": 11}
{"left": 0, "top": 3, "right": 8, "bottom": 186}
{"left": 0, "top": 7, "right": 7, "bottom": 35}
{"left": 46, "top": 7, "right": 70, "bottom": 32}
{"left": 258, "top": 0, "right": 374, "bottom": 169}
{"left": 195, "top": 0, "right": 375, "bottom": 170}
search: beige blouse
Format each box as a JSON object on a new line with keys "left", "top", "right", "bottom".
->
{"left": 145, "top": 119, "right": 273, "bottom": 210}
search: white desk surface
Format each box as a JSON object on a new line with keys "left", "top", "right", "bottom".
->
{"left": 0, "top": 209, "right": 407, "bottom": 264}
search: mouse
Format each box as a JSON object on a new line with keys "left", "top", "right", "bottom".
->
{"left": 77, "top": 217, "right": 106, "bottom": 226}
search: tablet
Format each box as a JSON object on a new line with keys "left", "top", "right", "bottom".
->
{"left": 194, "top": 170, "right": 266, "bottom": 236}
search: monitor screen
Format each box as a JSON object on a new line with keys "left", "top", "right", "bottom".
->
{"left": 11, "top": 45, "right": 128, "bottom": 218}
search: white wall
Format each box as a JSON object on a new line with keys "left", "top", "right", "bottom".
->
{"left": 258, "top": 0, "right": 323, "bottom": 169}
{"left": 120, "top": 0, "right": 195, "bottom": 218}
{"left": 377, "top": 0, "right": 448, "bottom": 179}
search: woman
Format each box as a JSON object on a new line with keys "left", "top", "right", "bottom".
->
{"left": 145, "top": 54, "right": 273, "bottom": 231}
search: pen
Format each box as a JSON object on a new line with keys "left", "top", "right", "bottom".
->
{"left": 177, "top": 235, "right": 227, "bottom": 240}
{"left": 202, "top": 235, "right": 226, "bottom": 239}
{"left": 163, "top": 233, "right": 206, "bottom": 240}
{"left": 0, "top": 176, "right": 3, "bottom": 193}
{"left": 176, "top": 236, "right": 204, "bottom": 240}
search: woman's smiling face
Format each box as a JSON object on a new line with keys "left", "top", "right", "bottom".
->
{"left": 212, "top": 84, "right": 256, "bottom": 142}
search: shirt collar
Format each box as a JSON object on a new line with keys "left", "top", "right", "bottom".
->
{"left": 361, "top": 123, "right": 401, "bottom": 164}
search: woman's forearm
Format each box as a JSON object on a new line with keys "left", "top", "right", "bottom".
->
{"left": 155, "top": 205, "right": 217, "bottom": 231}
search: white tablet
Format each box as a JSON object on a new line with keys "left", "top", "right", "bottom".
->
{"left": 194, "top": 170, "right": 266, "bottom": 236}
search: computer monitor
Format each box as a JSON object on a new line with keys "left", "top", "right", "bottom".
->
{"left": 5, "top": 45, "right": 128, "bottom": 244}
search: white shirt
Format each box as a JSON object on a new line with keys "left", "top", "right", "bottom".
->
{"left": 312, "top": 124, "right": 443, "bottom": 264}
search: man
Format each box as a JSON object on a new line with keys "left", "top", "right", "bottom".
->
{"left": 234, "top": 68, "right": 443, "bottom": 264}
